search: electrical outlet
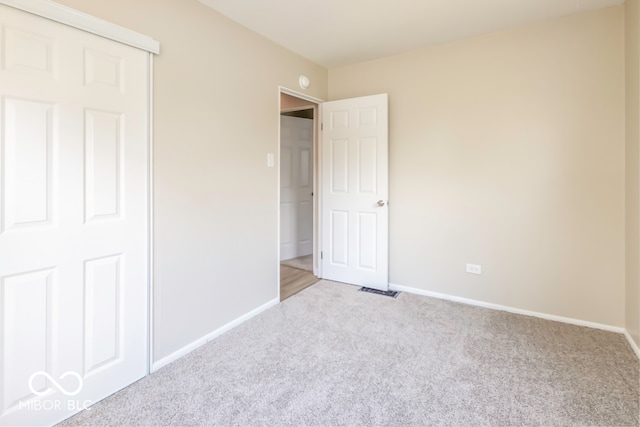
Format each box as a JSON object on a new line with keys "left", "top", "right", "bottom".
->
{"left": 466, "top": 263, "right": 482, "bottom": 275}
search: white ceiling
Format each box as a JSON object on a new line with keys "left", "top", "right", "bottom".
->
{"left": 198, "top": 0, "right": 624, "bottom": 68}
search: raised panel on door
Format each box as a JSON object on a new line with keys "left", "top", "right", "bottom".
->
{"left": 280, "top": 202, "right": 295, "bottom": 260}
{"left": 84, "top": 254, "right": 122, "bottom": 375}
{"left": 357, "top": 213, "right": 377, "bottom": 271}
{"left": 330, "top": 138, "right": 349, "bottom": 194}
{"left": 321, "top": 94, "right": 388, "bottom": 290}
{"left": 299, "top": 147, "right": 311, "bottom": 187}
{"left": 0, "top": 268, "right": 54, "bottom": 415}
{"left": 0, "top": 5, "right": 149, "bottom": 426}
{"left": 83, "top": 48, "right": 123, "bottom": 92}
{"left": 330, "top": 210, "right": 349, "bottom": 266}
{"left": 84, "top": 109, "right": 122, "bottom": 222}
{"left": 357, "top": 137, "right": 377, "bottom": 194}
{"left": 1, "top": 98, "right": 55, "bottom": 232}
{"left": 2, "top": 25, "right": 55, "bottom": 78}
{"left": 297, "top": 200, "right": 312, "bottom": 255}
{"left": 357, "top": 106, "right": 377, "bottom": 127}
{"left": 329, "top": 109, "right": 349, "bottom": 130}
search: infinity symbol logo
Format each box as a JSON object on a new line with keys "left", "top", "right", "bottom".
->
{"left": 28, "top": 371, "right": 83, "bottom": 396}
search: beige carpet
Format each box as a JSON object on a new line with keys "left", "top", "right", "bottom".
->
{"left": 60, "top": 280, "right": 639, "bottom": 426}
{"left": 281, "top": 254, "right": 313, "bottom": 272}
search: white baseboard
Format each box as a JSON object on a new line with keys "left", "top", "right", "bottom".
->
{"left": 389, "top": 283, "right": 626, "bottom": 334}
{"left": 151, "top": 297, "right": 279, "bottom": 372}
{"left": 149, "top": 285, "right": 640, "bottom": 372}
{"left": 390, "top": 283, "right": 640, "bottom": 361}
{"left": 624, "top": 330, "right": 640, "bottom": 360}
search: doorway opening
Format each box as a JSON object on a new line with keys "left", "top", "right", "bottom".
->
{"left": 279, "top": 91, "right": 320, "bottom": 300}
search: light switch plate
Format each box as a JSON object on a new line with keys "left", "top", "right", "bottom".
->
{"left": 466, "top": 264, "right": 482, "bottom": 275}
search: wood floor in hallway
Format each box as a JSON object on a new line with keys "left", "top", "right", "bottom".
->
{"left": 280, "top": 264, "right": 319, "bottom": 301}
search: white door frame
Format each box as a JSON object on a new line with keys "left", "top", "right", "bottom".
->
{"left": 277, "top": 87, "right": 324, "bottom": 300}
{"left": 0, "top": 0, "right": 159, "bottom": 375}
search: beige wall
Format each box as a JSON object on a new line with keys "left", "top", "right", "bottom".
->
{"left": 330, "top": 7, "right": 625, "bottom": 327}
{"left": 53, "top": 0, "right": 328, "bottom": 361}
{"left": 626, "top": 0, "right": 640, "bottom": 348}
{"left": 48, "top": 0, "right": 633, "bottom": 358}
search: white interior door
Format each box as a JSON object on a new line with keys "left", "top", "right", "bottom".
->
{"left": 320, "top": 94, "right": 389, "bottom": 291}
{"left": 0, "top": 5, "right": 148, "bottom": 426}
{"left": 280, "top": 115, "right": 313, "bottom": 261}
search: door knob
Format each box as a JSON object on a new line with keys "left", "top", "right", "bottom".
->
{"left": 377, "top": 200, "right": 386, "bottom": 207}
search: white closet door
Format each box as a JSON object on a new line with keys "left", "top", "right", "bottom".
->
{"left": 0, "top": 4, "right": 148, "bottom": 426}
{"left": 280, "top": 115, "right": 313, "bottom": 261}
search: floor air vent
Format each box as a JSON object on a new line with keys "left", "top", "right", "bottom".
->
{"left": 358, "top": 287, "right": 400, "bottom": 298}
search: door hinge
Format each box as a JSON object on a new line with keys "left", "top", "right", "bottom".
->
{"left": 321, "top": 251, "right": 323, "bottom": 260}
{"left": 321, "top": 122, "right": 323, "bottom": 131}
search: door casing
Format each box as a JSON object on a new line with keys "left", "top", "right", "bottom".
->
{"left": 278, "top": 87, "right": 323, "bottom": 300}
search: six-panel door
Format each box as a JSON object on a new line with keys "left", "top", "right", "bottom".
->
{"left": 0, "top": 5, "right": 148, "bottom": 426}
{"left": 321, "top": 94, "right": 389, "bottom": 290}
{"left": 280, "top": 115, "right": 314, "bottom": 261}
